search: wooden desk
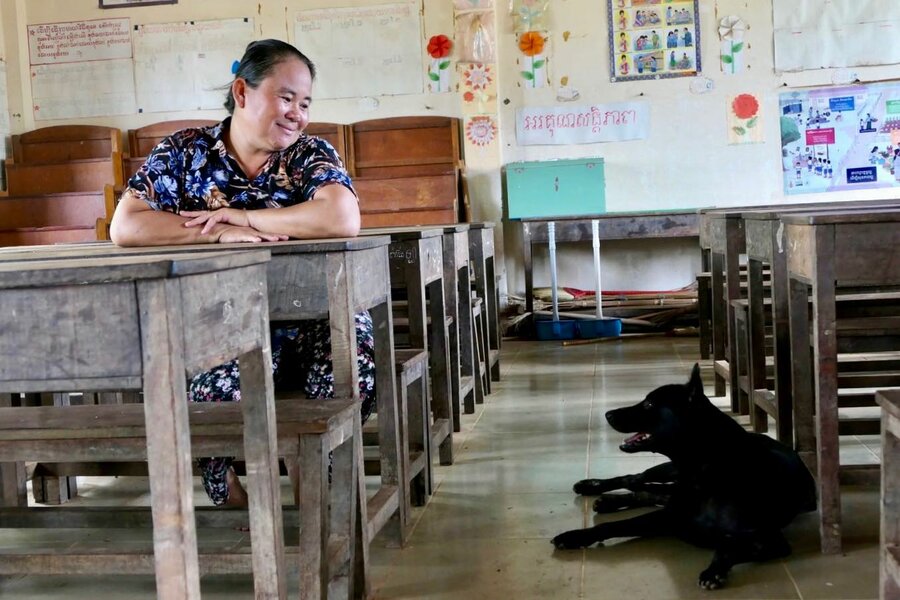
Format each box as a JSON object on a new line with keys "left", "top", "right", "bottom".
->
{"left": 361, "top": 227, "right": 455, "bottom": 467}
{"left": 0, "top": 251, "right": 285, "bottom": 599}
{"left": 783, "top": 209, "right": 900, "bottom": 555}
{"left": 0, "top": 237, "right": 406, "bottom": 586}
{"left": 469, "top": 222, "right": 501, "bottom": 384}
{"left": 521, "top": 210, "right": 699, "bottom": 315}
{"left": 876, "top": 388, "right": 900, "bottom": 600}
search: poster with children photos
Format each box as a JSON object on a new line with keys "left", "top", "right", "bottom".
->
{"left": 608, "top": 0, "right": 700, "bottom": 82}
{"left": 780, "top": 82, "right": 900, "bottom": 195}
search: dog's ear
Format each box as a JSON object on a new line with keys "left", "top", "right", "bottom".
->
{"left": 687, "top": 363, "right": 704, "bottom": 401}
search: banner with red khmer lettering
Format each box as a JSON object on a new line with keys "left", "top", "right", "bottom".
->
{"left": 515, "top": 101, "right": 650, "bottom": 145}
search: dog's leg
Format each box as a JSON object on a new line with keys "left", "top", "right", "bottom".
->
{"left": 574, "top": 461, "right": 677, "bottom": 496}
{"left": 593, "top": 490, "right": 669, "bottom": 513}
{"left": 552, "top": 508, "right": 675, "bottom": 549}
{"left": 698, "top": 531, "right": 792, "bottom": 590}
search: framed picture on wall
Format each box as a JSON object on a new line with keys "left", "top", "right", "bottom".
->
{"left": 100, "top": 0, "right": 177, "bottom": 8}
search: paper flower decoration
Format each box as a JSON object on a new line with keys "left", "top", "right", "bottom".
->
{"left": 427, "top": 35, "right": 452, "bottom": 59}
{"left": 719, "top": 16, "right": 746, "bottom": 74}
{"left": 730, "top": 93, "right": 760, "bottom": 142}
{"left": 463, "top": 63, "right": 493, "bottom": 90}
{"left": 465, "top": 116, "right": 497, "bottom": 146}
{"left": 518, "top": 31, "right": 546, "bottom": 88}
{"left": 427, "top": 35, "right": 453, "bottom": 93}
{"left": 518, "top": 31, "right": 545, "bottom": 56}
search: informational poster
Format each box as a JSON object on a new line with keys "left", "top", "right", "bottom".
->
{"left": 774, "top": 1, "right": 900, "bottom": 72}
{"left": 607, "top": 0, "right": 700, "bottom": 82}
{"left": 32, "top": 58, "right": 137, "bottom": 120}
{"left": 293, "top": 3, "right": 423, "bottom": 99}
{"left": 27, "top": 18, "right": 132, "bottom": 65}
{"left": 516, "top": 101, "right": 650, "bottom": 145}
{"left": 133, "top": 18, "right": 253, "bottom": 113}
{"left": 26, "top": 18, "right": 136, "bottom": 120}
{"left": 780, "top": 82, "right": 900, "bottom": 194}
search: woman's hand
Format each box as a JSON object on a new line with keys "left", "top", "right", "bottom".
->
{"left": 181, "top": 208, "right": 252, "bottom": 235}
{"left": 215, "top": 224, "right": 288, "bottom": 243}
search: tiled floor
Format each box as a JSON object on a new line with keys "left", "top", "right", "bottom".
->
{"left": 0, "top": 337, "right": 880, "bottom": 599}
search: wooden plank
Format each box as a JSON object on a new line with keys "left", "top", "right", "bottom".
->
{"left": 0, "top": 192, "right": 106, "bottom": 229}
{"left": 6, "top": 157, "right": 122, "bottom": 196}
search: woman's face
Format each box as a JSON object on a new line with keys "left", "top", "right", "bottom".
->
{"left": 234, "top": 57, "right": 312, "bottom": 152}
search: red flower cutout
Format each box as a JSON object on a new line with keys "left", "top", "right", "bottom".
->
{"left": 463, "top": 91, "right": 475, "bottom": 103}
{"left": 427, "top": 35, "right": 452, "bottom": 59}
{"left": 732, "top": 94, "right": 759, "bottom": 119}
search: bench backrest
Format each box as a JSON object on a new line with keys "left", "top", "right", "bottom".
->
{"left": 11, "top": 125, "right": 122, "bottom": 164}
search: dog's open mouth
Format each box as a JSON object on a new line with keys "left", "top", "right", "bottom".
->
{"left": 620, "top": 432, "right": 651, "bottom": 452}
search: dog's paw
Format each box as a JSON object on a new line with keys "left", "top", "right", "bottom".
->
{"left": 551, "top": 529, "right": 595, "bottom": 550}
{"left": 593, "top": 493, "right": 630, "bottom": 513}
{"left": 698, "top": 567, "right": 727, "bottom": 590}
{"left": 573, "top": 479, "right": 605, "bottom": 495}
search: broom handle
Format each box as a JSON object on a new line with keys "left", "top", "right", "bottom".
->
{"left": 592, "top": 219, "right": 603, "bottom": 319}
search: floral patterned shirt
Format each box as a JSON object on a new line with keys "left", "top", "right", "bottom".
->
{"left": 125, "top": 117, "right": 355, "bottom": 213}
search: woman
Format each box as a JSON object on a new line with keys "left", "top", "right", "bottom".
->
{"left": 110, "top": 39, "right": 376, "bottom": 507}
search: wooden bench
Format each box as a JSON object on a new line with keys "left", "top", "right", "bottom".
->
{"left": 0, "top": 397, "right": 363, "bottom": 600}
{"left": 348, "top": 116, "right": 462, "bottom": 227}
{"left": 877, "top": 388, "right": 900, "bottom": 600}
{"left": 469, "top": 222, "right": 501, "bottom": 383}
{"left": 124, "top": 119, "right": 219, "bottom": 177}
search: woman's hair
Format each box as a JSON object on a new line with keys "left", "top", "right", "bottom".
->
{"left": 224, "top": 39, "right": 316, "bottom": 114}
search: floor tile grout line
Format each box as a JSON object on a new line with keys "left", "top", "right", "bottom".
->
{"left": 782, "top": 560, "right": 804, "bottom": 599}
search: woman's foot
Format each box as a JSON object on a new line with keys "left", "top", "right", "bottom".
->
{"left": 223, "top": 467, "right": 249, "bottom": 509}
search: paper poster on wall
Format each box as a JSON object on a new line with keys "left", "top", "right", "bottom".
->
{"left": 32, "top": 58, "right": 136, "bottom": 120}
{"left": 133, "top": 18, "right": 253, "bottom": 113}
{"left": 780, "top": 82, "right": 900, "bottom": 194}
{"left": 516, "top": 101, "right": 650, "bottom": 145}
{"left": 727, "top": 93, "right": 762, "bottom": 145}
{"left": 293, "top": 3, "right": 423, "bottom": 99}
{"left": 426, "top": 35, "right": 453, "bottom": 93}
{"left": 27, "top": 18, "right": 132, "bottom": 65}
{"left": 459, "top": 62, "right": 496, "bottom": 115}
{"left": 517, "top": 31, "right": 548, "bottom": 88}
{"left": 774, "top": 1, "right": 900, "bottom": 72}
{"left": 608, "top": 0, "right": 700, "bottom": 82}
{"left": 718, "top": 15, "right": 746, "bottom": 75}
{"left": 511, "top": 0, "right": 549, "bottom": 33}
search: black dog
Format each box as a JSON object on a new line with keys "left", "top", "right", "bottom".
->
{"left": 551, "top": 364, "right": 816, "bottom": 590}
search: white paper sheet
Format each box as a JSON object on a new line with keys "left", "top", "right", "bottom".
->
{"left": 32, "top": 58, "right": 136, "bottom": 120}
{"left": 0, "top": 60, "right": 9, "bottom": 160}
{"left": 27, "top": 18, "right": 132, "bottom": 66}
{"left": 133, "top": 18, "right": 254, "bottom": 113}
{"left": 293, "top": 3, "right": 424, "bottom": 99}
{"left": 773, "top": 0, "right": 900, "bottom": 71}
{"left": 516, "top": 101, "right": 650, "bottom": 145}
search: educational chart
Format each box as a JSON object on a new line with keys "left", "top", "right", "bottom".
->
{"left": 774, "top": 0, "right": 900, "bottom": 72}
{"left": 133, "top": 18, "right": 254, "bottom": 113}
{"left": 293, "top": 3, "right": 423, "bottom": 99}
{"left": 607, "top": 0, "right": 700, "bottom": 82}
{"left": 27, "top": 18, "right": 136, "bottom": 119}
{"left": 780, "top": 82, "right": 900, "bottom": 194}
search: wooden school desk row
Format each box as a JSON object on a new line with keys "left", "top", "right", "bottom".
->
{"left": 698, "top": 201, "right": 900, "bottom": 559}
{"left": 0, "top": 222, "right": 500, "bottom": 599}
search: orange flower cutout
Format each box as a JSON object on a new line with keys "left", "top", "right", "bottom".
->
{"left": 732, "top": 94, "right": 759, "bottom": 120}
{"left": 518, "top": 31, "right": 545, "bottom": 57}
{"left": 427, "top": 35, "right": 452, "bottom": 59}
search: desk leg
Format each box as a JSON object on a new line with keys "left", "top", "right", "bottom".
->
{"left": 442, "top": 237, "right": 462, "bottom": 433}
{"left": 811, "top": 230, "right": 841, "bottom": 555}
{"left": 747, "top": 259, "right": 767, "bottom": 433}
{"left": 458, "top": 264, "right": 479, "bottom": 412}
{"left": 789, "top": 275, "right": 815, "bottom": 470}
{"left": 486, "top": 254, "right": 501, "bottom": 382}
{"left": 138, "top": 279, "right": 201, "bottom": 600}
{"left": 524, "top": 228, "right": 534, "bottom": 315}
{"left": 770, "top": 247, "right": 794, "bottom": 446}
{"left": 710, "top": 251, "right": 727, "bottom": 398}
{"left": 239, "top": 339, "right": 287, "bottom": 598}
{"left": 427, "top": 277, "right": 454, "bottom": 466}
{"left": 0, "top": 393, "right": 26, "bottom": 507}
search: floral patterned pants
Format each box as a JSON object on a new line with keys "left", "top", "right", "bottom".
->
{"left": 190, "top": 312, "right": 376, "bottom": 505}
